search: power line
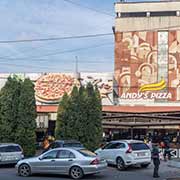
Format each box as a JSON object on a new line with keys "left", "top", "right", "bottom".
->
{"left": 0, "top": 42, "right": 113, "bottom": 61}
{"left": 0, "top": 33, "right": 113, "bottom": 44}
{"left": 0, "top": 62, "right": 113, "bottom": 72}
{"left": 0, "top": 40, "right": 59, "bottom": 60}
{"left": 0, "top": 62, "right": 63, "bottom": 70}
{"left": 63, "top": 0, "right": 114, "bottom": 17}
{"left": 2, "top": 24, "right": 180, "bottom": 45}
{"left": 0, "top": 58, "right": 113, "bottom": 63}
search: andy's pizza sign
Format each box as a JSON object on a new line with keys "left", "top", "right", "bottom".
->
{"left": 120, "top": 79, "right": 172, "bottom": 100}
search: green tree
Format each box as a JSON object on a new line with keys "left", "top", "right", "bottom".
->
{"left": 0, "top": 76, "right": 21, "bottom": 142}
{"left": 55, "top": 92, "right": 70, "bottom": 139}
{"left": 83, "top": 83, "right": 102, "bottom": 150}
{"left": 55, "top": 83, "right": 102, "bottom": 151}
{"left": 15, "top": 78, "right": 37, "bottom": 157}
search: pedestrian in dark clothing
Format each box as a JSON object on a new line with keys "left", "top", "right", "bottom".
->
{"left": 163, "top": 133, "right": 171, "bottom": 161}
{"left": 152, "top": 143, "right": 160, "bottom": 178}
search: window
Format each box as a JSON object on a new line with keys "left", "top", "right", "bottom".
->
{"left": 103, "top": 143, "right": 125, "bottom": 149}
{"left": 57, "top": 150, "right": 76, "bottom": 159}
{"left": 6, "top": 145, "right": 22, "bottom": 152}
{"left": 114, "top": 143, "right": 126, "bottom": 149}
{"left": 63, "top": 143, "right": 83, "bottom": 148}
{"left": 157, "top": 31, "right": 168, "bottom": 102}
{"left": 119, "top": 11, "right": 177, "bottom": 18}
{"left": 78, "top": 149, "right": 96, "bottom": 157}
{"left": 130, "top": 143, "right": 149, "bottom": 151}
{"left": 48, "top": 142, "right": 61, "bottom": 149}
{"left": 42, "top": 150, "right": 58, "bottom": 159}
{"left": 151, "top": 11, "right": 176, "bottom": 17}
{"left": 107, "top": 143, "right": 125, "bottom": 149}
{"left": 0, "top": 146, "right": 7, "bottom": 152}
{"left": 121, "top": 12, "right": 146, "bottom": 18}
{"left": 0, "top": 145, "right": 21, "bottom": 153}
{"left": 103, "top": 143, "right": 113, "bottom": 149}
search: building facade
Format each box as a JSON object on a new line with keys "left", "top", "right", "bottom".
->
{"left": 1, "top": 1, "right": 180, "bottom": 142}
{"left": 105, "top": 0, "right": 180, "bottom": 141}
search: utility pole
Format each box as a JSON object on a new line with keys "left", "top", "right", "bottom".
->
{"left": 75, "top": 56, "right": 78, "bottom": 74}
{"left": 75, "top": 56, "right": 81, "bottom": 85}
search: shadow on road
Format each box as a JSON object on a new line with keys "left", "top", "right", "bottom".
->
{"left": 30, "top": 173, "right": 105, "bottom": 179}
{"left": 0, "top": 164, "right": 15, "bottom": 169}
{"left": 108, "top": 164, "right": 151, "bottom": 172}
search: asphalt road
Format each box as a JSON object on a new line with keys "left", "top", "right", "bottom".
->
{"left": 0, "top": 161, "right": 180, "bottom": 180}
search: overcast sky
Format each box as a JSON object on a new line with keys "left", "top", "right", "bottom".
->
{"left": 0, "top": 0, "right": 159, "bottom": 73}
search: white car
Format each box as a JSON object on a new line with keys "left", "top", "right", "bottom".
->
{"left": 95, "top": 140, "right": 151, "bottom": 170}
{"left": 0, "top": 143, "right": 24, "bottom": 165}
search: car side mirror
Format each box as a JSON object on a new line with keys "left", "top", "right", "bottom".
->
{"left": 39, "top": 156, "right": 43, "bottom": 160}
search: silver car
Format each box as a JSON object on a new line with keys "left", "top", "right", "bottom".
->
{"left": 16, "top": 148, "right": 107, "bottom": 179}
{"left": 0, "top": 143, "right": 24, "bottom": 165}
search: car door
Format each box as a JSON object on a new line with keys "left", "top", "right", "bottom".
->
{"left": 31, "top": 149, "right": 59, "bottom": 173}
{"left": 55, "top": 150, "right": 76, "bottom": 174}
{"left": 108, "top": 143, "right": 126, "bottom": 164}
{"left": 98, "top": 143, "right": 114, "bottom": 163}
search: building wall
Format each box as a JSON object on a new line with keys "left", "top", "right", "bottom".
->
{"left": 115, "top": 1, "right": 180, "bottom": 32}
{"left": 115, "top": 1, "right": 180, "bottom": 13}
{"left": 115, "top": 31, "right": 158, "bottom": 95}
{"left": 114, "top": 1, "right": 180, "bottom": 105}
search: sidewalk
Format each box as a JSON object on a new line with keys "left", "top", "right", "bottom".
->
{"left": 168, "top": 158, "right": 180, "bottom": 168}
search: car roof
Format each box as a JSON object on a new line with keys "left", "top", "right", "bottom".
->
{"left": 46, "top": 147, "right": 85, "bottom": 152}
{"left": 0, "top": 143, "right": 20, "bottom": 147}
{"left": 55, "top": 140, "right": 82, "bottom": 144}
{"left": 110, "top": 140, "right": 143, "bottom": 144}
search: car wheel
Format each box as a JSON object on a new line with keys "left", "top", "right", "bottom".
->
{"left": 116, "top": 157, "right": 126, "bottom": 171}
{"left": 70, "top": 166, "right": 84, "bottom": 179}
{"left": 141, "top": 164, "right": 150, "bottom": 168}
{"left": 18, "top": 164, "right": 31, "bottom": 177}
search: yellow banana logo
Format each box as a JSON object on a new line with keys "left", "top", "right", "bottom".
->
{"left": 139, "top": 79, "right": 166, "bottom": 92}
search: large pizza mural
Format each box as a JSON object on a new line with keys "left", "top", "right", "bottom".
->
{"left": 35, "top": 73, "right": 75, "bottom": 103}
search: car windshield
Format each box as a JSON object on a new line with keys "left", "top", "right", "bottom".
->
{"left": 0, "top": 145, "right": 22, "bottom": 152}
{"left": 78, "top": 149, "right": 96, "bottom": 157}
{"left": 63, "top": 143, "right": 83, "bottom": 148}
{"left": 130, "top": 143, "right": 149, "bottom": 151}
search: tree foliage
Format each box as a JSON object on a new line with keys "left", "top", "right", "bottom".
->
{"left": 55, "top": 83, "right": 102, "bottom": 151}
{"left": 0, "top": 76, "right": 21, "bottom": 142}
{"left": 15, "top": 78, "right": 37, "bottom": 157}
{"left": 0, "top": 76, "right": 37, "bottom": 156}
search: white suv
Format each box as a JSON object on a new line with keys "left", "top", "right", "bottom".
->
{"left": 95, "top": 140, "right": 151, "bottom": 170}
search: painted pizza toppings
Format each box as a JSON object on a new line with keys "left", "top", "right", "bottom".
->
{"left": 35, "top": 74, "right": 74, "bottom": 101}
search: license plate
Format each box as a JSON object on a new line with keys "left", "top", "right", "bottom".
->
{"left": 137, "top": 152, "right": 146, "bottom": 156}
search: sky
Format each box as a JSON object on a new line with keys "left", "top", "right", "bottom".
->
{"left": 0, "top": 0, "right": 159, "bottom": 73}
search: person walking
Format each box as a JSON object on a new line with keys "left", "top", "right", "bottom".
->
{"left": 152, "top": 142, "right": 160, "bottom": 178}
{"left": 163, "top": 133, "right": 171, "bottom": 161}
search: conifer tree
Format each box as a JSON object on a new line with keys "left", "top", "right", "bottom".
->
{"left": 55, "top": 93, "right": 70, "bottom": 139}
{"left": 0, "top": 76, "right": 21, "bottom": 142}
{"left": 55, "top": 83, "right": 102, "bottom": 151}
{"left": 15, "top": 78, "right": 37, "bottom": 157}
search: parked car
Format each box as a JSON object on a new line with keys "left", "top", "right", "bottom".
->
{"left": 95, "top": 140, "right": 151, "bottom": 170}
{"left": 16, "top": 148, "right": 107, "bottom": 179}
{"left": 0, "top": 143, "right": 24, "bottom": 165}
{"left": 43, "top": 140, "right": 84, "bottom": 153}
